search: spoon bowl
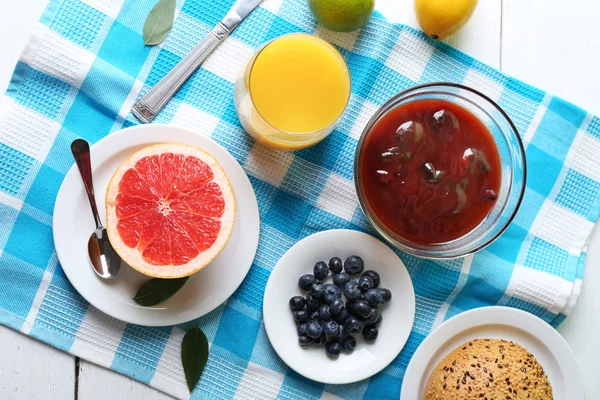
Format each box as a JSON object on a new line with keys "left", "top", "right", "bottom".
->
{"left": 88, "top": 227, "right": 121, "bottom": 279}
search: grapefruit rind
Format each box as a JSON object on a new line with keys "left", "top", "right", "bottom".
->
{"left": 105, "top": 143, "right": 236, "bottom": 279}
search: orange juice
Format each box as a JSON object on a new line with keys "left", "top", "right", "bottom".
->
{"left": 234, "top": 34, "right": 351, "bottom": 151}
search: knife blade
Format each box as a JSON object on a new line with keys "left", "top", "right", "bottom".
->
{"left": 132, "top": 0, "right": 265, "bottom": 124}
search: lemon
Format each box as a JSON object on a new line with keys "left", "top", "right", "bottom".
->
{"left": 308, "top": 0, "right": 375, "bottom": 33}
{"left": 415, "top": 0, "right": 478, "bottom": 40}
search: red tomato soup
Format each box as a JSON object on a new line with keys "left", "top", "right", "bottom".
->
{"left": 360, "top": 99, "right": 502, "bottom": 244}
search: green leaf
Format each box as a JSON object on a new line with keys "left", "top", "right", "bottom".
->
{"left": 132, "top": 277, "right": 189, "bottom": 306}
{"left": 181, "top": 327, "right": 209, "bottom": 393}
{"left": 143, "top": 0, "right": 176, "bottom": 46}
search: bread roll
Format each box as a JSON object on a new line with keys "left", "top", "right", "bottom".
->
{"left": 424, "top": 339, "right": 553, "bottom": 399}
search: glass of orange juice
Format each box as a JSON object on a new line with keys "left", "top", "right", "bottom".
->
{"left": 234, "top": 33, "right": 351, "bottom": 151}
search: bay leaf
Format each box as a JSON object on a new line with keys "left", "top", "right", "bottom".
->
{"left": 143, "top": 0, "right": 176, "bottom": 46}
{"left": 133, "top": 277, "right": 189, "bottom": 306}
{"left": 181, "top": 327, "right": 209, "bottom": 393}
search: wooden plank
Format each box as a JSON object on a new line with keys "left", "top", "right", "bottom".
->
{"left": 502, "top": 0, "right": 600, "bottom": 114}
{"left": 77, "top": 360, "right": 173, "bottom": 400}
{"left": 558, "top": 227, "right": 600, "bottom": 399}
{"left": 377, "top": 0, "right": 503, "bottom": 67}
{"left": 0, "top": 326, "right": 75, "bottom": 400}
{"left": 503, "top": 1, "right": 600, "bottom": 397}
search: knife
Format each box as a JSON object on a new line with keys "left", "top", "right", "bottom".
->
{"left": 132, "top": 0, "right": 265, "bottom": 123}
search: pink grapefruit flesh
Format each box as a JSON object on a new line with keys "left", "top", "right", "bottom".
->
{"left": 105, "top": 143, "right": 235, "bottom": 279}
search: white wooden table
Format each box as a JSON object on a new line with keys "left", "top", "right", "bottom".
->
{"left": 1, "top": 1, "right": 599, "bottom": 399}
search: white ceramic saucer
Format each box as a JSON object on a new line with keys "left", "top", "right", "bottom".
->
{"left": 53, "top": 124, "right": 260, "bottom": 326}
{"left": 263, "top": 229, "right": 416, "bottom": 385}
{"left": 401, "top": 306, "right": 584, "bottom": 399}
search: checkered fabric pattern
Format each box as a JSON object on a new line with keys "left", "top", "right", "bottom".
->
{"left": 0, "top": 0, "right": 598, "bottom": 398}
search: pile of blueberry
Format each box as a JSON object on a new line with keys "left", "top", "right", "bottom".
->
{"left": 289, "top": 255, "right": 392, "bottom": 357}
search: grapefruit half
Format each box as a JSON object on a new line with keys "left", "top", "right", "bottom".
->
{"left": 105, "top": 143, "right": 235, "bottom": 279}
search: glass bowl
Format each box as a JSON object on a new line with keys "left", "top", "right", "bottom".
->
{"left": 354, "top": 83, "right": 526, "bottom": 259}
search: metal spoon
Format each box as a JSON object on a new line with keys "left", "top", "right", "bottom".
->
{"left": 71, "top": 139, "right": 121, "bottom": 279}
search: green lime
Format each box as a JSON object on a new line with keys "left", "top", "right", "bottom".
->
{"left": 308, "top": 0, "right": 376, "bottom": 32}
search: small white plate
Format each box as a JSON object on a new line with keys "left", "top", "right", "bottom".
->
{"left": 263, "top": 230, "right": 416, "bottom": 385}
{"left": 53, "top": 124, "right": 260, "bottom": 326}
{"left": 401, "top": 306, "right": 584, "bottom": 400}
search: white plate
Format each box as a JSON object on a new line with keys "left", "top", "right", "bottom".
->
{"left": 401, "top": 306, "right": 584, "bottom": 400}
{"left": 263, "top": 230, "right": 416, "bottom": 385}
{"left": 53, "top": 124, "right": 260, "bottom": 326}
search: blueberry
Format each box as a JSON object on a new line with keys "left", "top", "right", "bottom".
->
{"left": 342, "top": 336, "right": 356, "bottom": 352}
{"left": 379, "top": 288, "right": 392, "bottom": 303}
{"left": 310, "top": 310, "right": 320, "bottom": 321}
{"left": 310, "top": 283, "right": 325, "bottom": 298}
{"left": 313, "top": 333, "right": 327, "bottom": 345}
{"left": 334, "top": 308, "right": 350, "bottom": 324}
{"left": 293, "top": 310, "right": 309, "bottom": 323}
{"left": 329, "top": 257, "right": 343, "bottom": 274}
{"left": 346, "top": 300, "right": 357, "bottom": 315}
{"left": 343, "top": 316, "right": 364, "bottom": 335}
{"left": 306, "top": 321, "right": 323, "bottom": 339}
{"left": 375, "top": 311, "right": 383, "bottom": 325}
{"left": 313, "top": 261, "right": 329, "bottom": 281}
{"left": 298, "top": 335, "right": 312, "bottom": 347}
{"left": 358, "top": 275, "right": 374, "bottom": 292}
{"left": 353, "top": 300, "right": 373, "bottom": 319}
{"left": 325, "top": 341, "right": 342, "bottom": 356}
{"left": 343, "top": 280, "right": 362, "bottom": 301}
{"left": 323, "top": 284, "right": 342, "bottom": 304}
{"left": 344, "top": 256, "right": 364, "bottom": 275}
{"left": 361, "top": 270, "right": 380, "bottom": 288}
{"left": 305, "top": 294, "right": 320, "bottom": 311}
{"left": 324, "top": 284, "right": 341, "bottom": 297}
{"left": 362, "top": 307, "right": 381, "bottom": 325}
{"left": 299, "top": 274, "right": 317, "bottom": 290}
{"left": 319, "top": 305, "right": 332, "bottom": 321}
{"left": 364, "top": 288, "right": 383, "bottom": 306}
{"left": 329, "top": 298, "right": 344, "bottom": 315}
{"left": 333, "top": 272, "right": 351, "bottom": 287}
{"left": 323, "top": 320, "right": 339, "bottom": 338}
{"left": 336, "top": 325, "right": 349, "bottom": 342}
{"left": 297, "top": 323, "right": 308, "bottom": 336}
{"left": 289, "top": 296, "right": 305, "bottom": 311}
{"left": 362, "top": 325, "right": 378, "bottom": 341}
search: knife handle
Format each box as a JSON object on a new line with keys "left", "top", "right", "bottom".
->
{"left": 132, "top": 23, "right": 232, "bottom": 124}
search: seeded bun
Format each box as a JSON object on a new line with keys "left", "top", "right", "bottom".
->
{"left": 424, "top": 339, "right": 553, "bottom": 400}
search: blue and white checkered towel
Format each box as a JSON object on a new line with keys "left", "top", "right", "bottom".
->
{"left": 1, "top": 0, "right": 598, "bottom": 398}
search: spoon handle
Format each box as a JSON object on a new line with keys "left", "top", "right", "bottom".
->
{"left": 71, "top": 139, "right": 103, "bottom": 229}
